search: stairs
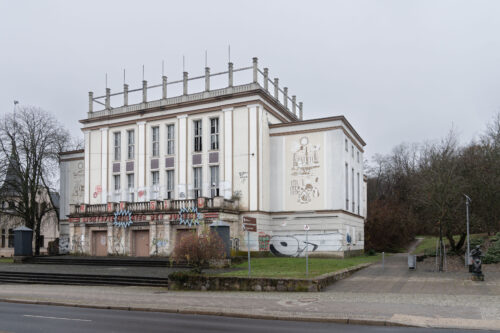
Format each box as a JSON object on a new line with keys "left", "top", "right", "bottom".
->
{"left": 24, "top": 256, "right": 191, "bottom": 268}
{"left": 0, "top": 271, "right": 169, "bottom": 287}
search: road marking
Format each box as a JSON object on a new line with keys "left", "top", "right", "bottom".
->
{"left": 23, "top": 314, "right": 91, "bottom": 322}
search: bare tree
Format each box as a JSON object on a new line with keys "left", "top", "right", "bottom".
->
{"left": 0, "top": 106, "right": 72, "bottom": 255}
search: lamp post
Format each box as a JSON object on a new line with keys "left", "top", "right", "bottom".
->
{"left": 464, "top": 194, "right": 472, "bottom": 267}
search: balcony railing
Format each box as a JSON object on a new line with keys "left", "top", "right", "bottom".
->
{"left": 69, "top": 197, "right": 238, "bottom": 216}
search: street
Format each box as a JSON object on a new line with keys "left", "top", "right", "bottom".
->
{"left": 0, "top": 301, "right": 494, "bottom": 333}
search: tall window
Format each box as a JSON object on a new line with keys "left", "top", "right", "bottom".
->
{"left": 345, "top": 138, "right": 348, "bottom": 152}
{"left": 357, "top": 172, "right": 360, "bottom": 215}
{"left": 113, "top": 132, "right": 121, "bottom": 160}
{"left": 127, "top": 174, "right": 134, "bottom": 202}
{"left": 357, "top": 151, "right": 360, "bottom": 163}
{"left": 152, "top": 126, "right": 159, "bottom": 157}
{"left": 8, "top": 229, "right": 14, "bottom": 248}
{"left": 210, "top": 165, "right": 219, "bottom": 197}
{"left": 167, "top": 124, "right": 175, "bottom": 155}
{"left": 210, "top": 118, "right": 219, "bottom": 150}
{"left": 151, "top": 171, "right": 160, "bottom": 200}
{"left": 193, "top": 167, "right": 202, "bottom": 198}
{"left": 166, "top": 170, "right": 175, "bottom": 199}
{"left": 127, "top": 130, "right": 135, "bottom": 159}
{"left": 352, "top": 168, "right": 355, "bottom": 212}
{"left": 345, "top": 163, "right": 349, "bottom": 210}
{"left": 114, "top": 174, "right": 121, "bottom": 191}
{"left": 193, "top": 120, "right": 202, "bottom": 152}
{"left": 352, "top": 145, "right": 354, "bottom": 158}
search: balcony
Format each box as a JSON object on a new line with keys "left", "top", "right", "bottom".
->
{"left": 69, "top": 197, "right": 239, "bottom": 217}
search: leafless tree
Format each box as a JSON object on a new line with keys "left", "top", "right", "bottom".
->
{"left": 0, "top": 106, "right": 72, "bottom": 255}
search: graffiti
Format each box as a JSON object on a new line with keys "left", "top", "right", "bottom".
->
{"left": 269, "top": 232, "right": 343, "bottom": 257}
{"left": 151, "top": 237, "right": 169, "bottom": 255}
{"left": 231, "top": 237, "right": 240, "bottom": 251}
{"left": 290, "top": 137, "right": 321, "bottom": 204}
{"left": 110, "top": 228, "right": 126, "bottom": 255}
{"left": 258, "top": 233, "right": 270, "bottom": 251}
{"left": 59, "top": 236, "right": 70, "bottom": 254}
{"left": 178, "top": 207, "right": 202, "bottom": 227}
{"left": 239, "top": 171, "right": 248, "bottom": 183}
{"left": 71, "top": 234, "right": 88, "bottom": 253}
{"left": 113, "top": 210, "right": 133, "bottom": 228}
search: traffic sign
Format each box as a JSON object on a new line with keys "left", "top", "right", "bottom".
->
{"left": 304, "top": 224, "right": 310, "bottom": 231}
{"left": 243, "top": 216, "right": 257, "bottom": 232}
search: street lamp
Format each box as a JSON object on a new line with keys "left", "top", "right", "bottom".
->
{"left": 464, "top": 194, "right": 472, "bottom": 267}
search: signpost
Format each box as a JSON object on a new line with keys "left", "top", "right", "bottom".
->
{"left": 243, "top": 217, "right": 257, "bottom": 277}
{"left": 304, "top": 224, "right": 310, "bottom": 277}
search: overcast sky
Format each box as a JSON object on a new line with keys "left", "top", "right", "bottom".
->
{"left": 1, "top": 0, "right": 499, "bottom": 161}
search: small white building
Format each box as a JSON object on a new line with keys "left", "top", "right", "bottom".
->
{"left": 60, "top": 57, "right": 366, "bottom": 257}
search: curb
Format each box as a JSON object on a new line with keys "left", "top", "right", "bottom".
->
{"left": 0, "top": 297, "right": 415, "bottom": 328}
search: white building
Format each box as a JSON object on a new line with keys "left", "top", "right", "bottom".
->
{"left": 60, "top": 57, "right": 366, "bottom": 257}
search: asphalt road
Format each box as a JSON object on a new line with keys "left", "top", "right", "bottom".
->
{"left": 0, "top": 302, "right": 497, "bottom": 333}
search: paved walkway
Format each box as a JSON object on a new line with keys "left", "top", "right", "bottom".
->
{"left": 0, "top": 254, "right": 499, "bottom": 330}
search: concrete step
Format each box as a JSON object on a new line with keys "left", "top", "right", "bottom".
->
{"left": 25, "top": 257, "right": 190, "bottom": 268}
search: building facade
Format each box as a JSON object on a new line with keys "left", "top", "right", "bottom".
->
{"left": 60, "top": 57, "right": 366, "bottom": 257}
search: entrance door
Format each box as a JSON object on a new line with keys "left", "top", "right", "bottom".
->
{"left": 93, "top": 231, "right": 108, "bottom": 256}
{"left": 134, "top": 230, "right": 150, "bottom": 257}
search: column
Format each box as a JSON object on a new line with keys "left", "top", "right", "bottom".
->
{"left": 105, "top": 88, "right": 111, "bottom": 109}
{"left": 274, "top": 78, "right": 279, "bottom": 99}
{"left": 138, "top": 121, "right": 146, "bottom": 201}
{"left": 88, "top": 92, "right": 93, "bottom": 113}
{"left": 177, "top": 115, "right": 187, "bottom": 199}
{"left": 248, "top": 104, "right": 259, "bottom": 211}
{"left": 223, "top": 108, "right": 233, "bottom": 199}
{"left": 123, "top": 84, "right": 129, "bottom": 106}
{"left": 84, "top": 130, "right": 90, "bottom": 204}
{"left": 162, "top": 76, "right": 167, "bottom": 99}
{"left": 228, "top": 62, "right": 233, "bottom": 87}
{"left": 263, "top": 68, "right": 269, "bottom": 91}
{"left": 183, "top": 72, "right": 188, "bottom": 95}
{"left": 283, "top": 87, "right": 288, "bottom": 109}
{"left": 252, "top": 57, "right": 258, "bottom": 83}
{"left": 142, "top": 80, "right": 147, "bottom": 103}
{"left": 205, "top": 68, "right": 210, "bottom": 92}
{"left": 100, "top": 128, "right": 108, "bottom": 204}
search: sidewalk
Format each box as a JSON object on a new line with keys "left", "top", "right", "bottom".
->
{"left": 0, "top": 254, "right": 499, "bottom": 330}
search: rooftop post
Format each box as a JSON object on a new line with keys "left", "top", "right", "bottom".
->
{"left": 292, "top": 95, "right": 296, "bottom": 116}
{"left": 205, "top": 67, "right": 210, "bottom": 92}
{"left": 142, "top": 80, "right": 147, "bottom": 103}
{"left": 124, "top": 84, "right": 129, "bottom": 106}
{"left": 274, "top": 78, "right": 279, "bottom": 99}
{"left": 183, "top": 72, "right": 188, "bottom": 95}
{"left": 228, "top": 62, "right": 233, "bottom": 87}
{"left": 105, "top": 88, "right": 111, "bottom": 109}
{"left": 162, "top": 76, "right": 167, "bottom": 99}
{"left": 263, "top": 68, "right": 269, "bottom": 91}
{"left": 283, "top": 87, "right": 288, "bottom": 109}
{"left": 299, "top": 102, "right": 303, "bottom": 120}
{"left": 252, "top": 57, "right": 258, "bottom": 83}
{"left": 88, "top": 92, "right": 93, "bottom": 113}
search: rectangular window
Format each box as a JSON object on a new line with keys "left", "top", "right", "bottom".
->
{"left": 8, "top": 229, "right": 14, "bottom": 248}
{"left": 167, "top": 124, "right": 175, "bottom": 155}
{"left": 114, "top": 174, "right": 120, "bottom": 191}
{"left": 166, "top": 169, "right": 175, "bottom": 199}
{"left": 352, "top": 168, "right": 355, "bottom": 212}
{"left": 345, "top": 138, "right": 348, "bottom": 152}
{"left": 210, "top": 165, "right": 219, "bottom": 197}
{"left": 352, "top": 145, "right": 354, "bottom": 158}
{"left": 114, "top": 132, "right": 121, "bottom": 160}
{"left": 127, "top": 130, "right": 135, "bottom": 160}
{"left": 210, "top": 118, "right": 219, "bottom": 150}
{"left": 193, "top": 167, "right": 202, "bottom": 198}
{"left": 127, "top": 173, "right": 134, "bottom": 202}
{"left": 152, "top": 126, "right": 159, "bottom": 157}
{"left": 357, "top": 172, "right": 360, "bottom": 215}
{"left": 193, "top": 120, "right": 202, "bottom": 152}
{"left": 151, "top": 171, "right": 160, "bottom": 200}
{"left": 1, "top": 229, "right": 5, "bottom": 248}
{"left": 357, "top": 151, "right": 360, "bottom": 163}
{"left": 345, "top": 163, "right": 349, "bottom": 210}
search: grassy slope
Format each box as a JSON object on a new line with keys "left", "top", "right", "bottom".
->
{"left": 412, "top": 234, "right": 483, "bottom": 255}
{"left": 216, "top": 254, "right": 381, "bottom": 279}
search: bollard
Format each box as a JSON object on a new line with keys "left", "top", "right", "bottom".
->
{"left": 382, "top": 252, "right": 385, "bottom": 269}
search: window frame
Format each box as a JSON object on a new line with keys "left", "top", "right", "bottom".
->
{"left": 166, "top": 124, "right": 175, "bottom": 155}
{"left": 210, "top": 118, "right": 219, "bottom": 151}
{"left": 152, "top": 126, "right": 160, "bottom": 157}
{"left": 193, "top": 119, "right": 202, "bottom": 152}
{"left": 210, "top": 165, "right": 220, "bottom": 197}
{"left": 193, "top": 167, "right": 202, "bottom": 198}
{"left": 113, "top": 132, "right": 121, "bottom": 161}
{"left": 127, "top": 130, "right": 135, "bottom": 160}
{"left": 166, "top": 169, "right": 175, "bottom": 199}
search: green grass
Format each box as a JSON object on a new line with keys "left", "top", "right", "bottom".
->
{"left": 215, "top": 254, "right": 382, "bottom": 279}
{"left": 412, "top": 234, "right": 483, "bottom": 255}
{"left": 0, "top": 258, "right": 13, "bottom": 263}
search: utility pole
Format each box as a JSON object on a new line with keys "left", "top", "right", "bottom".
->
{"left": 464, "top": 194, "right": 472, "bottom": 267}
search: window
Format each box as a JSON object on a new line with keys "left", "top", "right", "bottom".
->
{"left": 127, "top": 130, "right": 135, "bottom": 160}
{"left": 345, "top": 163, "right": 349, "bottom": 210}
{"left": 357, "top": 172, "right": 360, "bottom": 215}
{"left": 127, "top": 174, "right": 134, "bottom": 202}
{"left": 352, "top": 168, "right": 355, "bottom": 212}
{"left": 1, "top": 229, "right": 5, "bottom": 248}
{"left": 193, "top": 167, "right": 202, "bottom": 198}
{"left": 210, "top": 165, "right": 219, "bottom": 197}
{"left": 113, "top": 132, "right": 121, "bottom": 160}
{"left": 166, "top": 170, "right": 175, "bottom": 199}
{"left": 210, "top": 118, "right": 219, "bottom": 150}
{"left": 8, "top": 229, "right": 14, "bottom": 248}
{"left": 193, "top": 120, "right": 202, "bottom": 152}
{"left": 352, "top": 145, "right": 354, "bottom": 158}
{"left": 152, "top": 126, "right": 159, "bottom": 157}
{"left": 357, "top": 151, "right": 360, "bottom": 163}
{"left": 151, "top": 171, "right": 160, "bottom": 200}
{"left": 345, "top": 138, "right": 348, "bottom": 152}
{"left": 167, "top": 124, "right": 175, "bottom": 155}
{"left": 114, "top": 174, "right": 121, "bottom": 191}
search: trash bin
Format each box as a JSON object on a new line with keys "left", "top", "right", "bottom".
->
{"left": 14, "top": 226, "right": 33, "bottom": 257}
{"left": 408, "top": 254, "right": 416, "bottom": 270}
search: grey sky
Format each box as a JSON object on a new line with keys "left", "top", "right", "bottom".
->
{"left": 1, "top": 0, "right": 499, "bottom": 161}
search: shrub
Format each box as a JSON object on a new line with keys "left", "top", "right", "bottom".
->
{"left": 170, "top": 229, "right": 225, "bottom": 273}
{"left": 366, "top": 249, "right": 376, "bottom": 256}
{"left": 483, "top": 238, "right": 500, "bottom": 264}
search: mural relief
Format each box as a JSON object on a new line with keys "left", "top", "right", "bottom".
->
{"left": 290, "top": 137, "right": 321, "bottom": 204}
{"left": 72, "top": 161, "right": 85, "bottom": 199}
